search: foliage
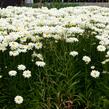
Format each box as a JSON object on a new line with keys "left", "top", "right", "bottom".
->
{"left": 32, "top": 2, "right": 79, "bottom": 8}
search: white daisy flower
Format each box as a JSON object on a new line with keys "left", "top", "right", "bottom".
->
{"left": 14, "top": 95, "right": 23, "bottom": 104}
{"left": 23, "top": 70, "right": 31, "bottom": 78}
{"left": 35, "top": 42, "right": 42, "bottom": 49}
{"left": 69, "top": 51, "right": 78, "bottom": 57}
{"left": 8, "top": 70, "right": 17, "bottom": 76}
{"left": 91, "top": 66, "right": 95, "bottom": 69}
{"left": 66, "top": 38, "right": 79, "bottom": 43}
{"left": 97, "top": 45, "right": 106, "bottom": 52}
{"left": 35, "top": 61, "right": 46, "bottom": 67}
{"left": 90, "top": 70, "right": 100, "bottom": 78}
{"left": 18, "top": 64, "right": 26, "bottom": 71}
{"left": 0, "top": 75, "right": 2, "bottom": 78}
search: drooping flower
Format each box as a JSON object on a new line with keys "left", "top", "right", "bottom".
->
{"left": 32, "top": 52, "right": 43, "bottom": 61}
{"left": 82, "top": 56, "right": 91, "bottom": 64}
{"left": 102, "top": 59, "right": 109, "bottom": 65}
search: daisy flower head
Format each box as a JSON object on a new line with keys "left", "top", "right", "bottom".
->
{"left": 97, "top": 45, "right": 106, "bottom": 52}
{"left": 91, "top": 66, "right": 95, "bottom": 69}
{"left": 35, "top": 61, "right": 46, "bottom": 67}
{"left": 66, "top": 37, "right": 79, "bottom": 43}
{"left": 35, "top": 42, "right": 42, "bottom": 49}
{"left": 14, "top": 95, "right": 23, "bottom": 104}
{"left": 8, "top": 70, "right": 17, "bottom": 76}
{"left": 69, "top": 51, "right": 78, "bottom": 57}
{"left": 18, "top": 64, "right": 26, "bottom": 71}
{"left": 23, "top": 70, "right": 31, "bottom": 78}
{"left": 0, "top": 75, "right": 2, "bottom": 78}
{"left": 90, "top": 70, "right": 100, "bottom": 78}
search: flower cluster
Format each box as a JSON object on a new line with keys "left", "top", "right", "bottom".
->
{"left": 8, "top": 64, "right": 31, "bottom": 104}
{"left": 0, "top": 6, "right": 109, "bottom": 108}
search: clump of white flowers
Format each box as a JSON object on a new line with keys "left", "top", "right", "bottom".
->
{"left": 14, "top": 95, "right": 23, "bottom": 104}
{"left": 90, "top": 70, "right": 100, "bottom": 78}
{"left": 23, "top": 70, "right": 31, "bottom": 78}
{"left": 9, "top": 42, "right": 19, "bottom": 50}
{"left": 8, "top": 70, "right": 17, "bottom": 76}
{"left": 82, "top": 56, "right": 91, "bottom": 64}
{"left": 9, "top": 51, "right": 19, "bottom": 57}
{"left": 35, "top": 61, "right": 46, "bottom": 67}
{"left": 1, "top": 6, "right": 109, "bottom": 107}
{"left": 69, "top": 51, "right": 78, "bottom": 57}
{"left": 18, "top": 64, "right": 26, "bottom": 71}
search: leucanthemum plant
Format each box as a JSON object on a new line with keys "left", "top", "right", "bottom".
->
{"left": 0, "top": 6, "right": 109, "bottom": 109}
